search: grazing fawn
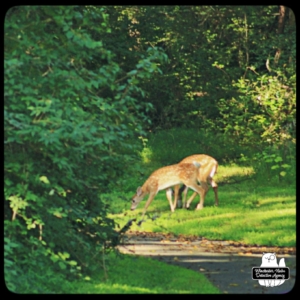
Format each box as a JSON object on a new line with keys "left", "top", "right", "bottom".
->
{"left": 131, "top": 162, "right": 205, "bottom": 218}
{"left": 169, "top": 154, "right": 219, "bottom": 210}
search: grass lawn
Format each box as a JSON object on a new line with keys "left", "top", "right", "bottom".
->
{"left": 70, "top": 253, "right": 220, "bottom": 294}
{"left": 107, "top": 163, "right": 296, "bottom": 248}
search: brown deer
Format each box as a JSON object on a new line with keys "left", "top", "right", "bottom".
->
{"left": 131, "top": 162, "right": 205, "bottom": 218}
{"left": 168, "top": 154, "right": 219, "bottom": 210}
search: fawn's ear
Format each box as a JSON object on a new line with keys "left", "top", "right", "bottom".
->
{"left": 136, "top": 186, "right": 142, "bottom": 196}
{"left": 193, "top": 161, "right": 201, "bottom": 168}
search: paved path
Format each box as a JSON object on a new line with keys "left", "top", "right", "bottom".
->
{"left": 118, "top": 233, "right": 296, "bottom": 294}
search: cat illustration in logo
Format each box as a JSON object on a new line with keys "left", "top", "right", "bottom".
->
{"left": 259, "top": 252, "right": 286, "bottom": 287}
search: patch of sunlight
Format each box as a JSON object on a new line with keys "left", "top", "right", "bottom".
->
{"left": 140, "top": 147, "right": 153, "bottom": 164}
{"left": 275, "top": 208, "right": 296, "bottom": 215}
{"left": 259, "top": 196, "right": 295, "bottom": 204}
{"left": 217, "top": 165, "right": 254, "bottom": 178}
{"left": 93, "top": 283, "right": 154, "bottom": 294}
{"left": 201, "top": 212, "right": 238, "bottom": 220}
{"left": 108, "top": 212, "right": 126, "bottom": 218}
{"left": 266, "top": 208, "right": 295, "bottom": 215}
{"left": 240, "top": 208, "right": 295, "bottom": 222}
{"left": 168, "top": 213, "right": 239, "bottom": 229}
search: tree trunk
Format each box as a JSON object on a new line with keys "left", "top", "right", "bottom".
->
{"left": 278, "top": 5, "right": 286, "bottom": 34}
{"left": 274, "top": 6, "right": 287, "bottom": 65}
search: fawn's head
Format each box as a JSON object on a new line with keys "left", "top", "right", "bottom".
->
{"left": 131, "top": 186, "right": 144, "bottom": 210}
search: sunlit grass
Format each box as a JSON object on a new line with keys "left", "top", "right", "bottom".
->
{"left": 108, "top": 163, "right": 296, "bottom": 247}
{"left": 106, "top": 129, "right": 296, "bottom": 248}
{"left": 70, "top": 253, "right": 220, "bottom": 294}
{"left": 140, "top": 146, "right": 153, "bottom": 164}
{"left": 216, "top": 164, "right": 254, "bottom": 180}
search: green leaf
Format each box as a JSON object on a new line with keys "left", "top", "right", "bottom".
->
{"left": 49, "top": 189, "right": 55, "bottom": 196}
{"left": 5, "top": 179, "right": 12, "bottom": 186}
{"left": 63, "top": 252, "right": 70, "bottom": 259}
{"left": 274, "top": 156, "right": 283, "bottom": 163}
{"left": 27, "top": 222, "right": 36, "bottom": 229}
{"left": 271, "top": 165, "right": 279, "bottom": 170}
{"left": 91, "top": 80, "right": 99, "bottom": 88}
{"left": 265, "top": 159, "right": 273, "bottom": 163}
{"left": 50, "top": 255, "right": 59, "bottom": 263}
{"left": 69, "top": 260, "right": 77, "bottom": 266}
{"left": 66, "top": 31, "right": 73, "bottom": 40}
{"left": 49, "top": 242, "right": 55, "bottom": 248}
{"left": 39, "top": 176, "right": 50, "bottom": 184}
{"left": 128, "top": 70, "right": 138, "bottom": 76}
{"left": 58, "top": 261, "right": 67, "bottom": 270}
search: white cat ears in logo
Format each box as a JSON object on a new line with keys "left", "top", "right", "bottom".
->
{"left": 262, "top": 252, "right": 276, "bottom": 261}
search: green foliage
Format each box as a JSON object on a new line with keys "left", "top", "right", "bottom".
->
{"left": 4, "top": 236, "right": 74, "bottom": 293}
{"left": 142, "top": 128, "right": 253, "bottom": 166}
{"left": 218, "top": 73, "right": 296, "bottom": 147}
{"left": 105, "top": 6, "right": 295, "bottom": 134}
{"left": 4, "top": 6, "right": 167, "bottom": 293}
{"left": 219, "top": 71, "right": 296, "bottom": 181}
{"left": 251, "top": 145, "right": 296, "bottom": 184}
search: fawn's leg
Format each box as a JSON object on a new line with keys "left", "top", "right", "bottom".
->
{"left": 196, "top": 181, "right": 208, "bottom": 210}
{"left": 142, "top": 192, "right": 156, "bottom": 218}
{"left": 211, "top": 179, "right": 219, "bottom": 206}
{"left": 172, "top": 185, "right": 180, "bottom": 210}
{"left": 166, "top": 188, "right": 174, "bottom": 212}
{"left": 185, "top": 192, "right": 197, "bottom": 209}
{"left": 179, "top": 185, "right": 188, "bottom": 208}
{"left": 186, "top": 181, "right": 208, "bottom": 210}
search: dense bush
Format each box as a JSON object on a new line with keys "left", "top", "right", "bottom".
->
{"left": 142, "top": 128, "right": 251, "bottom": 165}
{"left": 4, "top": 6, "right": 167, "bottom": 292}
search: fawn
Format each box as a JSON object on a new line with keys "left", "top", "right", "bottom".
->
{"left": 131, "top": 162, "right": 205, "bottom": 218}
{"left": 168, "top": 154, "right": 219, "bottom": 210}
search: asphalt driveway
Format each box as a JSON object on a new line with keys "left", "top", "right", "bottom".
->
{"left": 118, "top": 232, "right": 296, "bottom": 294}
